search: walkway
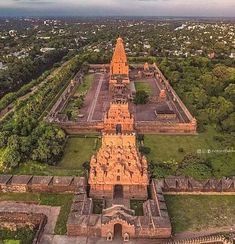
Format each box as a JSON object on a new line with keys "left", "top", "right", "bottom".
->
{"left": 40, "top": 235, "right": 168, "bottom": 244}
{"left": 87, "top": 73, "right": 104, "bottom": 122}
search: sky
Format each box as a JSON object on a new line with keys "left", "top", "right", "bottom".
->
{"left": 0, "top": 0, "right": 234, "bottom": 17}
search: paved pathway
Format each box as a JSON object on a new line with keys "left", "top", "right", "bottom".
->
{"left": 87, "top": 73, "right": 104, "bottom": 122}
{"left": 40, "top": 235, "right": 168, "bottom": 244}
{"left": 0, "top": 201, "right": 60, "bottom": 234}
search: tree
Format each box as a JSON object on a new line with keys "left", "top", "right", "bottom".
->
{"left": 2, "top": 147, "right": 21, "bottom": 168}
{"left": 134, "top": 91, "right": 149, "bottom": 104}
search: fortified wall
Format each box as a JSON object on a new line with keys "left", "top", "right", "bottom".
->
{"left": 161, "top": 176, "right": 235, "bottom": 194}
{"left": 48, "top": 61, "right": 197, "bottom": 134}
{"left": 0, "top": 175, "right": 85, "bottom": 193}
{"left": 67, "top": 179, "right": 172, "bottom": 239}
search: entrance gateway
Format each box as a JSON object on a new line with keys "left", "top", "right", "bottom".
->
{"left": 114, "top": 223, "right": 122, "bottom": 240}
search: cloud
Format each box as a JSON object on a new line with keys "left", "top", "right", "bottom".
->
{"left": 0, "top": 0, "right": 234, "bottom": 16}
{"left": 12, "top": 0, "right": 55, "bottom": 4}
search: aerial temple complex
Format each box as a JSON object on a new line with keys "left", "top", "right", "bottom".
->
{"left": 77, "top": 37, "right": 171, "bottom": 240}
{"left": 1, "top": 37, "right": 234, "bottom": 244}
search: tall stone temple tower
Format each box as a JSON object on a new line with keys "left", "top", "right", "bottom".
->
{"left": 109, "top": 37, "right": 130, "bottom": 91}
{"left": 89, "top": 37, "right": 149, "bottom": 200}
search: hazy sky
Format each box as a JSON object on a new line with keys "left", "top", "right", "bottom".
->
{"left": 0, "top": 0, "right": 234, "bottom": 17}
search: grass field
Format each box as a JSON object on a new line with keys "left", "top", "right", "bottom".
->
{"left": 62, "top": 74, "right": 94, "bottom": 120}
{"left": 75, "top": 74, "right": 94, "bottom": 95}
{"left": 0, "top": 193, "right": 73, "bottom": 235}
{"left": 144, "top": 126, "right": 235, "bottom": 178}
{"left": 165, "top": 195, "right": 235, "bottom": 233}
{"left": 135, "top": 81, "right": 152, "bottom": 95}
{"left": 59, "top": 135, "right": 100, "bottom": 169}
{"left": 12, "top": 135, "right": 100, "bottom": 176}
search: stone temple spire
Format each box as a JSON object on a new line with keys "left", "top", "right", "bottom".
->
{"left": 110, "top": 37, "right": 129, "bottom": 76}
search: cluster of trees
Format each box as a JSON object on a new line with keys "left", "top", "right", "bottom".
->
{"left": 0, "top": 49, "right": 68, "bottom": 97}
{"left": 134, "top": 91, "right": 149, "bottom": 104}
{"left": 148, "top": 153, "right": 213, "bottom": 180}
{"left": 0, "top": 54, "right": 85, "bottom": 172}
{"left": 159, "top": 56, "right": 235, "bottom": 147}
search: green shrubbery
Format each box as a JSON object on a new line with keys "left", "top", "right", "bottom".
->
{"left": 134, "top": 90, "right": 149, "bottom": 104}
{"left": 149, "top": 153, "right": 213, "bottom": 180}
{"left": 0, "top": 228, "right": 36, "bottom": 244}
{"left": 0, "top": 54, "right": 85, "bottom": 172}
{"left": 159, "top": 56, "right": 235, "bottom": 148}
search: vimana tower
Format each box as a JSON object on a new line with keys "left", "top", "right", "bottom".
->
{"left": 74, "top": 37, "right": 172, "bottom": 241}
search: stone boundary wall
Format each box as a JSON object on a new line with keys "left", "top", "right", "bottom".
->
{"left": 46, "top": 71, "right": 83, "bottom": 123}
{"left": 58, "top": 121, "right": 103, "bottom": 134}
{"left": 135, "top": 121, "right": 196, "bottom": 134}
{"left": 58, "top": 120, "right": 197, "bottom": 135}
{"left": 0, "top": 175, "right": 85, "bottom": 193}
{"left": 0, "top": 212, "right": 47, "bottom": 244}
{"left": 153, "top": 63, "right": 194, "bottom": 123}
{"left": 160, "top": 176, "right": 235, "bottom": 194}
{"left": 167, "top": 234, "right": 233, "bottom": 244}
{"left": 32, "top": 214, "right": 47, "bottom": 244}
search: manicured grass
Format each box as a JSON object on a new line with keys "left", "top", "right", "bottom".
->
{"left": 135, "top": 81, "right": 152, "bottom": 95}
{"left": 75, "top": 74, "right": 94, "bottom": 95}
{"left": 144, "top": 127, "right": 219, "bottom": 162}
{"left": 165, "top": 195, "right": 235, "bottom": 233}
{"left": 59, "top": 136, "right": 100, "bottom": 170}
{"left": 62, "top": 74, "right": 95, "bottom": 120}
{"left": 144, "top": 126, "right": 235, "bottom": 170}
{"left": 12, "top": 135, "right": 101, "bottom": 176}
{"left": 0, "top": 193, "right": 73, "bottom": 235}
{"left": 11, "top": 161, "right": 83, "bottom": 176}
{"left": 2, "top": 241, "right": 20, "bottom": 244}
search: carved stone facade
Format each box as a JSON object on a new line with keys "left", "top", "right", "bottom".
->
{"left": 89, "top": 133, "right": 148, "bottom": 199}
{"left": 110, "top": 38, "right": 130, "bottom": 90}
{"left": 103, "top": 101, "right": 134, "bottom": 133}
{"left": 86, "top": 38, "right": 171, "bottom": 241}
{"left": 89, "top": 37, "right": 149, "bottom": 200}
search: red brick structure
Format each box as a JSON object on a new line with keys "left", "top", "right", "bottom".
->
{"left": 103, "top": 101, "right": 134, "bottom": 133}
{"left": 84, "top": 38, "right": 172, "bottom": 241}
{"left": 109, "top": 37, "right": 130, "bottom": 91}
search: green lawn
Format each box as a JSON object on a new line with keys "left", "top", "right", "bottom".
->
{"left": 59, "top": 135, "right": 100, "bottom": 169}
{"left": 135, "top": 81, "right": 152, "bottom": 95}
{"left": 0, "top": 228, "right": 34, "bottom": 244}
{"left": 1, "top": 241, "right": 20, "bottom": 244}
{"left": 144, "top": 127, "right": 218, "bottom": 162}
{"left": 165, "top": 195, "right": 235, "bottom": 233}
{"left": 12, "top": 135, "right": 100, "bottom": 176}
{"left": 75, "top": 74, "right": 94, "bottom": 94}
{"left": 0, "top": 193, "right": 73, "bottom": 235}
{"left": 144, "top": 126, "right": 235, "bottom": 178}
{"left": 62, "top": 74, "right": 94, "bottom": 120}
